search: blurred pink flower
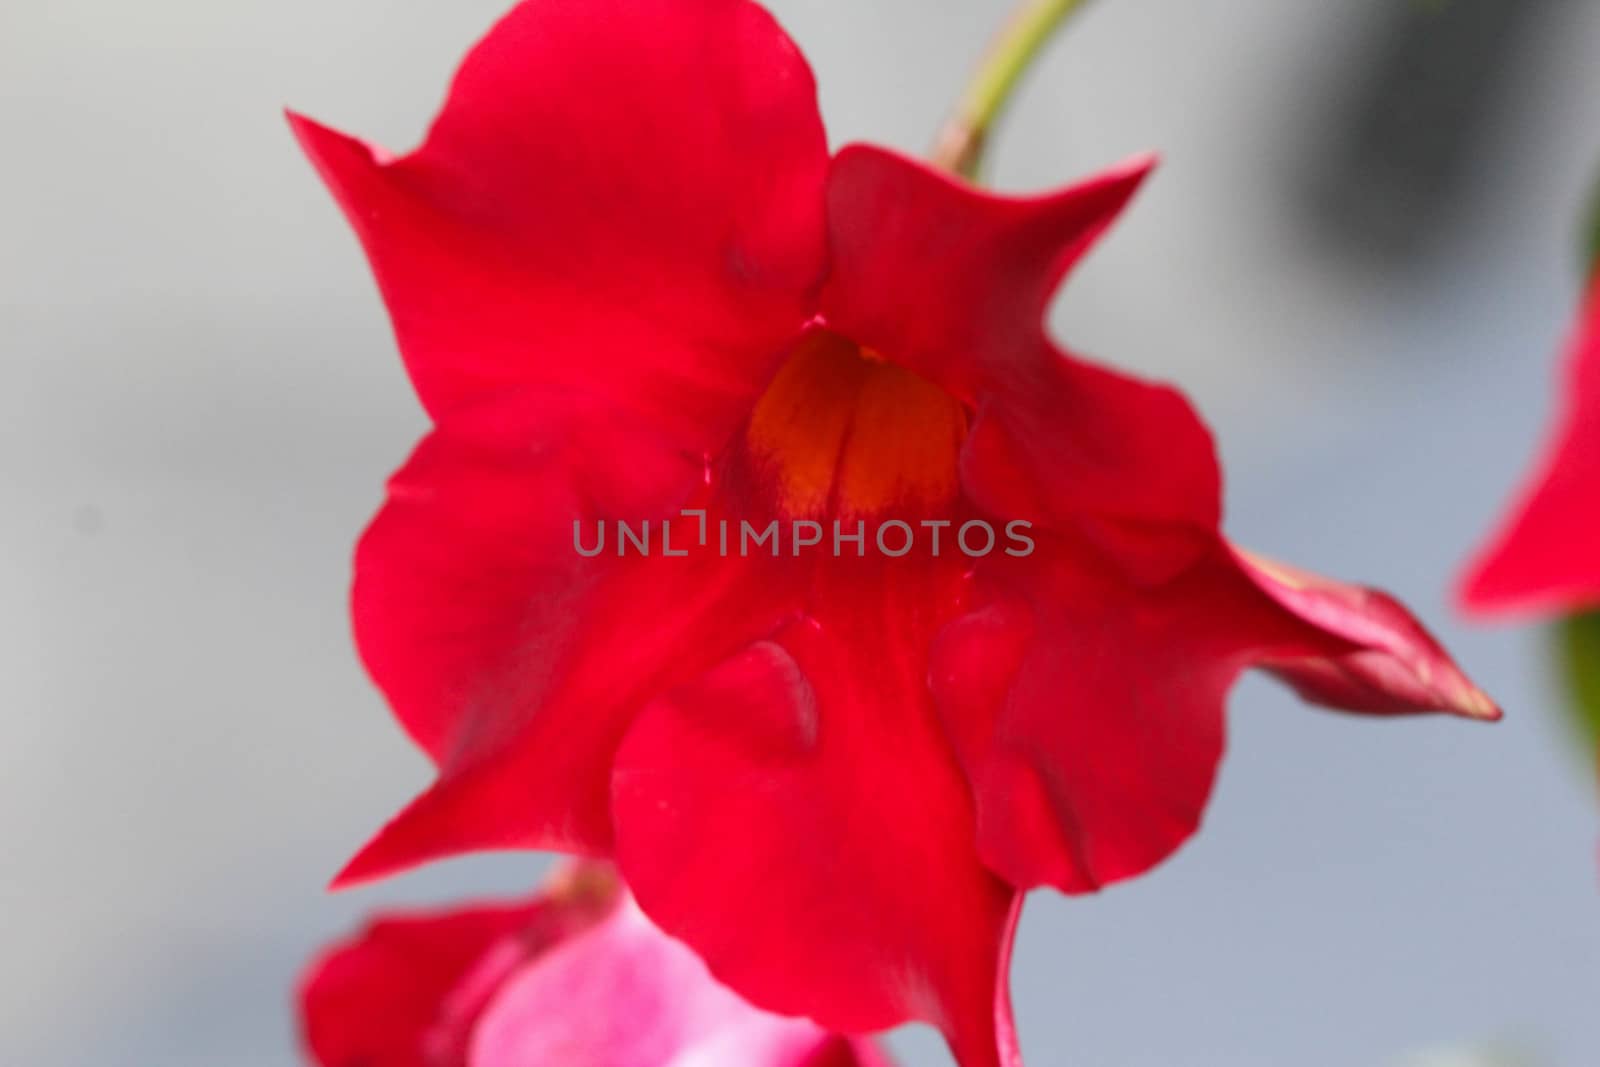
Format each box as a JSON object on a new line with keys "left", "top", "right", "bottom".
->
{"left": 298, "top": 862, "right": 891, "bottom": 1067}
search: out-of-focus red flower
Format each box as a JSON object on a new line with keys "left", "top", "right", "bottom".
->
{"left": 299, "top": 863, "right": 891, "bottom": 1067}
{"left": 1461, "top": 277, "right": 1600, "bottom": 615}
{"left": 289, "top": 1, "right": 1496, "bottom": 1062}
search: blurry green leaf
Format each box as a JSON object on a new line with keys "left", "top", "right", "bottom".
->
{"left": 1587, "top": 187, "right": 1600, "bottom": 279}
{"left": 1583, "top": 164, "right": 1600, "bottom": 280}
{"left": 1556, "top": 611, "right": 1600, "bottom": 750}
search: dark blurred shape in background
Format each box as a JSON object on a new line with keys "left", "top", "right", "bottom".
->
{"left": 1301, "top": 0, "right": 1556, "bottom": 266}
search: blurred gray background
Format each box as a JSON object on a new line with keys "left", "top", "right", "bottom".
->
{"left": 5, "top": 1, "right": 1600, "bottom": 1064}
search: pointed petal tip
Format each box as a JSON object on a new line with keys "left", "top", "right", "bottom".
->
{"left": 283, "top": 108, "right": 329, "bottom": 164}
{"left": 1042, "top": 150, "right": 1157, "bottom": 221}
{"left": 326, "top": 802, "right": 440, "bottom": 890}
{"left": 327, "top": 842, "right": 390, "bottom": 892}
{"left": 1232, "top": 544, "right": 1501, "bottom": 723}
{"left": 282, "top": 107, "right": 332, "bottom": 148}
{"left": 1453, "top": 683, "right": 1503, "bottom": 723}
{"left": 1063, "top": 155, "right": 1154, "bottom": 227}
{"left": 283, "top": 108, "right": 391, "bottom": 176}
{"left": 1112, "top": 150, "right": 1159, "bottom": 184}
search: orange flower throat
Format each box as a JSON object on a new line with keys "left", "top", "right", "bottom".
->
{"left": 742, "top": 330, "right": 968, "bottom": 520}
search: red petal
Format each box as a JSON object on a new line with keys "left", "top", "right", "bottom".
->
{"left": 611, "top": 567, "right": 1022, "bottom": 1067}
{"left": 339, "top": 395, "right": 794, "bottom": 882}
{"left": 933, "top": 531, "right": 1496, "bottom": 896}
{"left": 349, "top": 393, "right": 694, "bottom": 762}
{"left": 820, "top": 145, "right": 1219, "bottom": 531}
{"left": 1460, "top": 281, "right": 1600, "bottom": 615}
{"left": 817, "top": 147, "right": 1491, "bottom": 899}
{"left": 288, "top": 0, "right": 827, "bottom": 446}
{"left": 298, "top": 866, "right": 617, "bottom": 1067}
{"left": 932, "top": 535, "right": 1279, "bottom": 894}
{"left": 1235, "top": 545, "right": 1500, "bottom": 720}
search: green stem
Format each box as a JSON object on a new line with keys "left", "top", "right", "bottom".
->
{"left": 931, "top": 0, "right": 1093, "bottom": 180}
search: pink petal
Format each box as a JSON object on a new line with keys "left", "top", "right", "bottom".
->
{"left": 298, "top": 867, "right": 616, "bottom": 1067}
{"left": 471, "top": 896, "right": 881, "bottom": 1067}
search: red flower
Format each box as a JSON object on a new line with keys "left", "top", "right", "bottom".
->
{"left": 289, "top": 1, "right": 1496, "bottom": 1063}
{"left": 299, "top": 862, "right": 890, "bottom": 1067}
{"left": 1461, "top": 277, "right": 1600, "bottom": 615}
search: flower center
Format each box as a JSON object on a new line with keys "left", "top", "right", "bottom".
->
{"left": 739, "top": 329, "right": 968, "bottom": 520}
